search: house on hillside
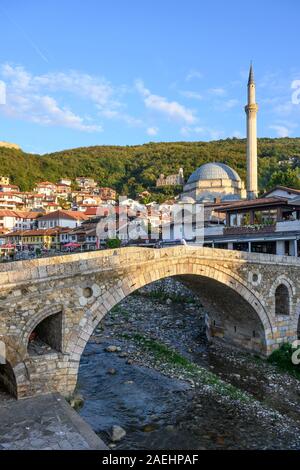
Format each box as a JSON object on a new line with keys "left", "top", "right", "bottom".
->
{"left": 37, "top": 210, "right": 88, "bottom": 229}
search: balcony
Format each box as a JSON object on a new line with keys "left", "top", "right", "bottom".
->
{"left": 204, "top": 225, "right": 224, "bottom": 236}
{"left": 224, "top": 224, "right": 276, "bottom": 235}
{"left": 276, "top": 220, "right": 300, "bottom": 232}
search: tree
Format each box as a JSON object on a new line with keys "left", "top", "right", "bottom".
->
{"left": 267, "top": 169, "right": 300, "bottom": 190}
{"left": 105, "top": 238, "right": 121, "bottom": 249}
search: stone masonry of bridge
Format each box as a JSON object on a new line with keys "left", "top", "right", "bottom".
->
{"left": 0, "top": 246, "right": 299, "bottom": 399}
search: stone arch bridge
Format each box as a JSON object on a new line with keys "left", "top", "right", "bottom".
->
{"left": 0, "top": 246, "right": 299, "bottom": 399}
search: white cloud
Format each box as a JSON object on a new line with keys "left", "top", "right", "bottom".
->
{"left": 232, "top": 130, "right": 243, "bottom": 138}
{"left": 180, "top": 126, "right": 224, "bottom": 140}
{"left": 147, "top": 126, "right": 159, "bottom": 136}
{"left": 0, "top": 80, "right": 6, "bottom": 105}
{"left": 223, "top": 99, "right": 239, "bottom": 109}
{"left": 0, "top": 64, "right": 144, "bottom": 132}
{"left": 0, "top": 65, "right": 109, "bottom": 131}
{"left": 269, "top": 124, "right": 290, "bottom": 137}
{"left": 185, "top": 70, "right": 203, "bottom": 81}
{"left": 208, "top": 87, "right": 226, "bottom": 96}
{"left": 4, "top": 91, "right": 102, "bottom": 132}
{"left": 180, "top": 90, "right": 203, "bottom": 101}
{"left": 136, "top": 80, "right": 196, "bottom": 124}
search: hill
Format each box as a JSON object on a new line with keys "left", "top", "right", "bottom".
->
{"left": 0, "top": 138, "right": 299, "bottom": 200}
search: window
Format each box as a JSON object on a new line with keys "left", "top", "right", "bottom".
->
{"left": 275, "top": 284, "right": 290, "bottom": 315}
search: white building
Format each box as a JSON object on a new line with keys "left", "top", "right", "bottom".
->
{"left": 34, "top": 182, "right": 57, "bottom": 197}
{"left": 37, "top": 210, "right": 88, "bottom": 229}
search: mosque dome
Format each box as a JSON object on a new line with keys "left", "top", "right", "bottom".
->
{"left": 187, "top": 162, "right": 241, "bottom": 185}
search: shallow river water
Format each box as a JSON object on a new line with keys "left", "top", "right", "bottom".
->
{"left": 77, "top": 281, "right": 300, "bottom": 450}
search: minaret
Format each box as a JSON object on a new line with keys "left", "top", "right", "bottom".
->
{"left": 245, "top": 63, "right": 258, "bottom": 199}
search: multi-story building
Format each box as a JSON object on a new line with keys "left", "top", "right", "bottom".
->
{"left": 97, "top": 187, "right": 117, "bottom": 202}
{"left": 56, "top": 184, "right": 72, "bottom": 198}
{"left": 12, "top": 211, "right": 42, "bottom": 231}
{"left": 37, "top": 209, "right": 88, "bottom": 229}
{"left": 0, "top": 192, "right": 24, "bottom": 210}
{"left": 0, "top": 183, "right": 19, "bottom": 193}
{"left": 204, "top": 186, "right": 300, "bottom": 256}
{"left": 34, "top": 181, "right": 57, "bottom": 197}
{"left": 0, "top": 210, "right": 17, "bottom": 232}
{"left": 0, "top": 210, "right": 42, "bottom": 232}
{"left": 3, "top": 227, "right": 70, "bottom": 251}
{"left": 75, "top": 177, "right": 98, "bottom": 190}
{"left": 58, "top": 178, "right": 72, "bottom": 187}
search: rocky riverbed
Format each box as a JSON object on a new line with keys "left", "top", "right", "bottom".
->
{"left": 77, "top": 278, "right": 300, "bottom": 450}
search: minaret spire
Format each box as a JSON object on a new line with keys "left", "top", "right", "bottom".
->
{"left": 245, "top": 62, "right": 258, "bottom": 199}
{"left": 248, "top": 61, "right": 255, "bottom": 85}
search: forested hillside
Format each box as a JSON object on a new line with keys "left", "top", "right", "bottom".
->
{"left": 0, "top": 138, "right": 299, "bottom": 199}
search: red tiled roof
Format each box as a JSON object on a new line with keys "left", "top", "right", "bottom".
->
{"left": 13, "top": 211, "right": 43, "bottom": 219}
{"left": 4, "top": 227, "right": 70, "bottom": 237}
{"left": 0, "top": 210, "right": 17, "bottom": 217}
{"left": 36, "top": 181, "right": 56, "bottom": 186}
{"left": 38, "top": 209, "right": 88, "bottom": 221}
{"left": 0, "top": 184, "right": 19, "bottom": 189}
{"left": 84, "top": 208, "right": 98, "bottom": 216}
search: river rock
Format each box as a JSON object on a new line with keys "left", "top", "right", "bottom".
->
{"left": 70, "top": 393, "right": 84, "bottom": 410}
{"left": 111, "top": 425, "right": 126, "bottom": 442}
{"left": 105, "top": 345, "right": 118, "bottom": 353}
{"left": 118, "top": 352, "right": 128, "bottom": 358}
{"left": 107, "top": 368, "right": 117, "bottom": 375}
{"left": 165, "top": 425, "right": 175, "bottom": 432}
{"left": 143, "top": 423, "right": 156, "bottom": 432}
{"left": 231, "top": 373, "right": 241, "bottom": 379}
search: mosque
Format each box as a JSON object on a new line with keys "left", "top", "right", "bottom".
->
{"left": 181, "top": 64, "right": 258, "bottom": 203}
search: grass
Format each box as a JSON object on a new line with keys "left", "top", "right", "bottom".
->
{"left": 267, "top": 342, "right": 300, "bottom": 380}
{"left": 109, "top": 305, "right": 130, "bottom": 320}
{"left": 120, "top": 332, "right": 253, "bottom": 403}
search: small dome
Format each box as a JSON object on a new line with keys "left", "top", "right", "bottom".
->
{"left": 187, "top": 162, "right": 241, "bottom": 184}
{"left": 179, "top": 196, "right": 195, "bottom": 204}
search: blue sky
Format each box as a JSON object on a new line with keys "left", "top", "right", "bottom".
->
{"left": 0, "top": 0, "right": 300, "bottom": 153}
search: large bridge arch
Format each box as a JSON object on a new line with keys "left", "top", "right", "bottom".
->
{"left": 64, "top": 260, "right": 273, "bottom": 394}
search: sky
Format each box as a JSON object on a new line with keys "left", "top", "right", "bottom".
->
{"left": 0, "top": 0, "right": 300, "bottom": 154}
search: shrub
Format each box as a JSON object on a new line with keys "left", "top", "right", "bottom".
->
{"left": 267, "top": 342, "right": 300, "bottom": 379}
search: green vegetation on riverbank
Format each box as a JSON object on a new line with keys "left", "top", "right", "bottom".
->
{"left": 121, "top": 332, "right": 253, "bottom": 403}
{"left": 267, "top": 343, "right": 300, "bottom": 380}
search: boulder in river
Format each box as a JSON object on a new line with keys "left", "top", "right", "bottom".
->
{"left": 111, "top": 425, "right": 126, "bottom": 442}
{"left": 105, "top": 345, "right": 118, "bottom": 353}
